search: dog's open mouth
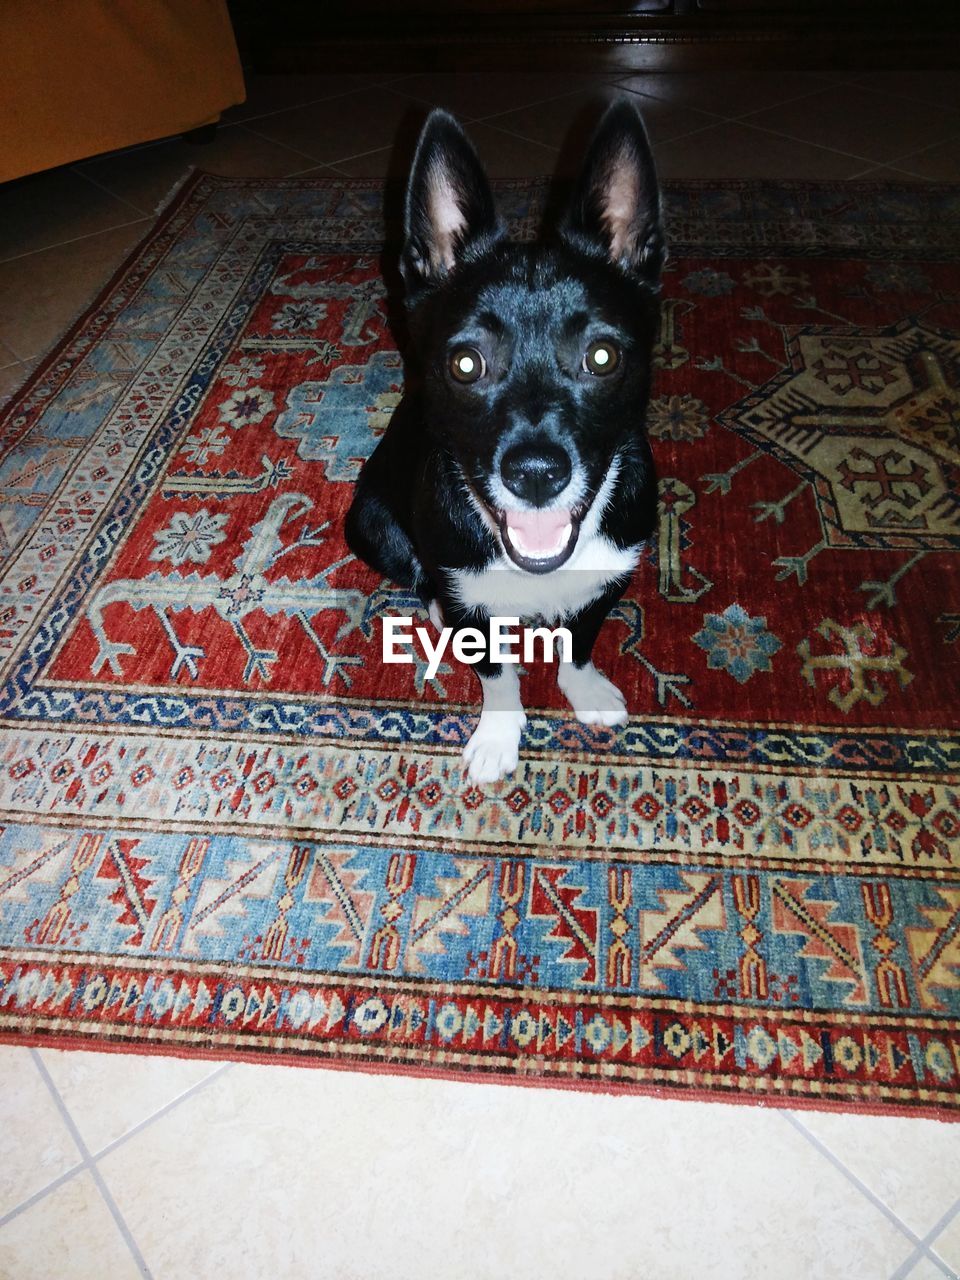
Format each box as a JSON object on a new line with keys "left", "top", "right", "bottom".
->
{"left": 498, "top": 507, "right": 581, "bottom": 573}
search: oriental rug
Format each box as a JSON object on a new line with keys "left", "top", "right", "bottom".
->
{"left": 1, "top": 174, "right": 958, "bottom": 1118}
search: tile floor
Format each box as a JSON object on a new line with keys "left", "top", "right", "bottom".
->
{"left": 1, "top": 65, "right": 960, "bottom": 1280}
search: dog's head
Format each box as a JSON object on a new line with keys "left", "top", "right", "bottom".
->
{"left": 400, "top": 99, "right": 663, "bottom": 573}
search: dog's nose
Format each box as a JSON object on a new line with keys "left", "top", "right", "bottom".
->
{"left": 500, "top": 442, "right": 572, "bottom": 506}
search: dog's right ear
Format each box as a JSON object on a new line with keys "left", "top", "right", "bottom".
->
{"left": 560, "top": 99, "right": 664, "bottom": 285}
{"left": 402, "top": 110, "right": 501, "bottom": 289}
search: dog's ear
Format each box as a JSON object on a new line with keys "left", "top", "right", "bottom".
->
{"left": 402, "top": 110, "right": 501, "bottom": 289}
{"left": 561, "top": 99, "right": 664, "bottom": 284}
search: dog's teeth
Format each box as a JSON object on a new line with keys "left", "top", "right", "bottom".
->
{"left": 506, "top": 520, "right": 572, "bottom": 561}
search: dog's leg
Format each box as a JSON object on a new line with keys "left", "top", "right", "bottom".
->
{"left": 556, "top": 581, "right": 629, "bottom": 728}
{"left": 462, "top": 663, "right": 526, "bottom": 784}
{"left": 441, "top": 602, "right": 526, "bottom": 783}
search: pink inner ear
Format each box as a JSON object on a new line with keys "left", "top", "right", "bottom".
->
{"left": 602, "top": 148, "right": 641, "bottom": 264}
{"left": 427, "top": 163, "right": 467, "bottom": 272}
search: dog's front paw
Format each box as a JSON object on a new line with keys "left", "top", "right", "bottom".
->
{"left": 558, "top": 662, "right": 628, "bottom": 728}
{"left": 462, "top": 711, "right": 526, "bottom": 784}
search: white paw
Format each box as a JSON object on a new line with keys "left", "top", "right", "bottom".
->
{"left": 558, "top": 662, "right": 628, "bottom": 728}
{"left": 462, "top": 711, "right": 526, "bottom": 784}
{"left": 427, "top": 599, "right": 444, "bottom": 631}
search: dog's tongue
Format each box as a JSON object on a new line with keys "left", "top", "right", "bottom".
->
{"left": 503, "top": 508, "right": 572, "bottom": 560}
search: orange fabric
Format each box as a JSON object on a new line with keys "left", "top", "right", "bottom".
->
{"left": 0, "top": 0, "right": 246, "bottom": 181}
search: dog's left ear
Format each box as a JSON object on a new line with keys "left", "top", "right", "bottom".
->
{"left": 561, "top": 99, "right": 664, "bottom": 284}
{"left": 402, "top": 109, "right": 502, "bottom": 290}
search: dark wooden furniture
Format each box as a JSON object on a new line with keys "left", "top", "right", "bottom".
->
{"left": 228, "top": 1, "right": 960, "bottom": 73}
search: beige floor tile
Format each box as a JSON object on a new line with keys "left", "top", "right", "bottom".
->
{"left": 79, "top": 124, "right": 319, "bottom": 216}
{"left": 792, "top": 1110, "right": 960, "bottom": 1239}
{"left": 396, "top": 72, "right": 600, "bottom": 122}
{"left": 0, "top": 222, "right": 147, "bottom": 361}
{"left": 744, "top": 84, "right": 960, "bottom": 165}
{"left": 654, "top": 121, "right": 867, "bottom": 180}
{"left": 0, "top": 1171, "right": 141, "bottom": 1280}
{"left": 893, "top": 139, "right": 960, "bottom": 182}
{"left": 37, "top": 1048, "right": 227, "bottom": 1156}
{"left": 249, "top": 85, "right": 418, "bottom": 166}
{"left": 225, "top": 73, "right": 402, "bottom": 123}
{"left": 0, "top": 168, "right": 141, "bottom": 263}
{"left": 326, "top": 149, "right": 414, "bottom": 180}
{"left": 0, "top": 361, "right": 30, "bottom": 406}
{"left": 847, "top": 71, "right": 960, "bottom": 109}
{"left": 617, "top": 71, "right": 828, "bottom": 119}
{"left": 846, "top": 165, "right": 934, "bottom": 183}
{"left": 486, "top": 89, "right": 718, "bottom": 159}
{"left": 455, "top": 123, "right": 562, "bottom": 179}
{"left": 930, "top": 1209, "right": 960, "bottom": 1275}
{"left": 98, "top": 1064, "right": 914, "bottom": 1280}
{"left": 333, "top": 121, "right": 560, "bottom": 181}
{"left": 905, "top": 1255, "right": 957, "bottom": 1280}
{"left": 0, "top": 1048, "right": 80, "bottom": 1217}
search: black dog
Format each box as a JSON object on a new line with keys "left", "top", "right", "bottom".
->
{"left": 346, "top": 99, "right": 663, "bottom": 782}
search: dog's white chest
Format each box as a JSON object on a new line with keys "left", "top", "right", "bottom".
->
{"left": 449, "top": 529, "right": 640, "bottom": 622}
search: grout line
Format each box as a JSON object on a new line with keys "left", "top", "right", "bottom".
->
{"left": 454, "top": 119, "right": 560, "bottom": 156}
{"left": 90, "top": 1063, "right": 232, "bottom": 1162}
{"left": 30, "top": 1050, "right": 154, "bottom": 1280}
{"left": 885, "top": 131, "right": 960, "bottom": 168}
{"left": 0, "top": 1159, "right": 87, "bottom": 1230}
{"left": 221, "top": 72, "right": 420, "bottom": 128}
{"left": 614, "top": 78, "right": 830, "bottom": 119}
{"left": 0, "top": 216, "right": 148, "bottom": 269}
{"left": 783, "top": 1112, "right": 924, "bottom": 1247}
{"left": 721, "top": 117, "right": 896, "bottom": 169}
{"left": 891, "top": 1198, "right": 960, "bottom": 1280}
{"left": 617, "top": 87, "right": 728, "bottom": 127}
{"left": 285, "top": 163, "right": 345, "bottom": 178}
{"left": 69, "top": 164, "right": 152, "bottom": 220}
{"left": 0, "top": 1056, "right": 231, "bottom": 1235}
{"left": 239, "top": 122, "right": 368, "bottom": 170}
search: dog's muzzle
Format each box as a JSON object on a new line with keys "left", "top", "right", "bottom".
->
{"left": 496, "top": 440, "right": 580, "bottom": 571}
{"left": 498, "top": 507, "right": 581, "bottom": 573}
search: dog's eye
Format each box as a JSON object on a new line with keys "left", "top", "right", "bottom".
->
{"left": 582, "top": 340, "right": 621, "bottom": 376}
{"left": 449, "top": 347, "right": 486, "bottom": 384}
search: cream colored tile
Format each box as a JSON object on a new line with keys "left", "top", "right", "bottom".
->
{"left": 250, "top": 85, "right": 415, "bottom": 166}
{"left": 80, "top": 124, "right": 319, "bottom": 216}
{"left": 0, "top": 1048, "right": 80, "bottom": 1217}
{"left": 396, "top": 72, "right": 595, "bottom": 121}
{"left": 37, "top": 1048, "right": 226, "bottom": 1155}
{"left": 905, "top": 1255, "right": 956, "bottom": 1280}
{"left": 654, "top": 121, "right": 867, "bottom": 180}
{"left": 617, "top": 71, "right": 828, "bottom": 119}
{"left": 453, "top": 123, "right": 561, "bottom": 179}
{"left": 226, "top": 73, "right": 398, "bottom": 123}
{"left": 0, "top": 362, "right": 29, "bottom": 407}
{"left": 930, "top": 1206, "right": 960, "bottom": 1275}
{"left": 793, "top": 1110, "right": 960, "bottom": 1238}
{"left": 894, "top": 140, "right": 960, "bottom": 183}
{"left": 0, "top": 1171, "right": 141, "bottom": 1280}
{"left": 334, "top": 122, "right": 561, "bottom": 181}
{"left": 0, "top": 222, "right": 147, "bottom": 361}
{"left": 487, "top": 90, "right": 717, "bottom": 155}
{"left": 744, "top": 85, "right": 960, "bottom": 165}
{"left": 850, "top": 71, "right": 960, "bottom": 110}
{"left": 0, "top": 168, "right": 140, "bottom": 262}
{"left": 99, "top": 1064, "right": 914, "bottom": 1280}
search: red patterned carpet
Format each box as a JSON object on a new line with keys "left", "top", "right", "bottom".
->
{"left": 1, "top": 174, "right": 958, "bottom": 1118}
